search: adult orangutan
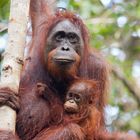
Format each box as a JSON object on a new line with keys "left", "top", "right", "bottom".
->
{"left": 0, "top": 0, "right": 137, "bottom": 140}
{"left": 0, "top": 0, "right": 108, "bottom": 139}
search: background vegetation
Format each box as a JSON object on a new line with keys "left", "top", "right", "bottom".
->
{"left": 0, "top": 0, "right": 140, "bottom": 136}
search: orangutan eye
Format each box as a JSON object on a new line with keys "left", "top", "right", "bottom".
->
{"left": 68, "top": 92, "right": 73, "bottom": 97}
{"left": 67, "top": 92, "right": 73, "bottom": 99}
{"left": 74, "top": 94, "right": 80, "bottom": 102}
{"left": 55, "top": 31, "right": 65, "bottom": 42}
{"left": 68, "top": 33, "right": 79, "bottom": 44}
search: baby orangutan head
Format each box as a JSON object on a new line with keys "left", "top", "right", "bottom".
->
{"left": 64, "top": 79, "right": 98, "bottom": 114}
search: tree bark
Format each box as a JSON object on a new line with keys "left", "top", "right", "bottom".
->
{"left": 0, "top": 0, "right": 30, "bottom": 133}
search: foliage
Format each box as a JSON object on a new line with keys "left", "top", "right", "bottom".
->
{"left": 0, "top": 0, "right": 10, "bottom": 20}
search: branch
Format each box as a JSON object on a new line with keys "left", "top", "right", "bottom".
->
{"left": 0, "top": 23, "right": 8, "bottom": 32}
{"left": 112, "top": 67, "right": 140, "bottom": 107}
{"left": 87, "top": 18, "right": 114, "bottom": 24}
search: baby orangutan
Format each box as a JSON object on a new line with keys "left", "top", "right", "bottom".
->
{"left": 64, "top": 79, "right": 101, "bottom": 140}
{"left": 32, "top": 80, "right": 101, "bottom": 140}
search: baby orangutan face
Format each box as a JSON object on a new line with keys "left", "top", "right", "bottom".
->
{"left": 64, "top": 80, "right": 97, "bottom": 113}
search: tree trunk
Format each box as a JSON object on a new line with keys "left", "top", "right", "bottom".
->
{"left": 0, "top": 0, "right": 30, "bottom": 133}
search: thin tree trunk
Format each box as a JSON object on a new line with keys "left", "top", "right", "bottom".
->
{"left": 0, "top": 0, "right": 30, "bottom": 133}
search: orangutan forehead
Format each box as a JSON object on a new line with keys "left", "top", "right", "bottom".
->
{"left": 50, "top": 20, "right": 82, "bottom": 35}
{"left": 70, "top": 82, "right": 92, "bottom": 93}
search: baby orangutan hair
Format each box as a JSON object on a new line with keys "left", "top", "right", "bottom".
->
{"left": 64, "top": 79, "right": 101, "bottom": 140}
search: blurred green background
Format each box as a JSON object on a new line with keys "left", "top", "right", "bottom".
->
{"left": 0, "top": 0, "right": 140, "bottom": 136}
